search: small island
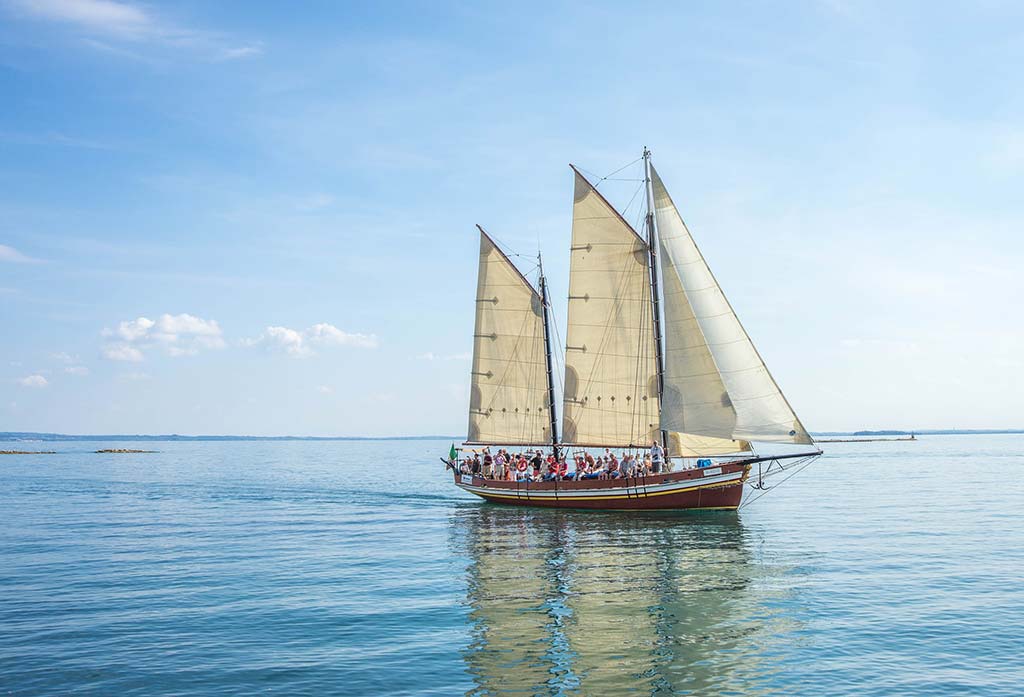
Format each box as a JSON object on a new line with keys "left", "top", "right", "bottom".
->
{"left": 94, "top": 449, "right": 157, "bottom": 454}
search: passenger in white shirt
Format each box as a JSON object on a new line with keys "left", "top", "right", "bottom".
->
{"left": 650, "top": 441, "right": 664, "bottom": 473}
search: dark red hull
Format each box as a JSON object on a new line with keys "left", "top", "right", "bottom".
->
{"left": 452, "top": 461, "right": 750, "bottom": 511}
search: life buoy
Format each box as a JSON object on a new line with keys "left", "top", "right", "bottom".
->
{"left": 516, "top": 460, "right": 527, "bottom": 473}
{"left": 556, "top": 462, "right": 568, "bottom": 476}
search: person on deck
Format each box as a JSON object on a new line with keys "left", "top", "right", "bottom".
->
{"left": 650, "top": 441, "right": 664, "bottom": 473}
{"left": 531, "top": 450, "right": 543, "bottom": 478}
{"left": 483, "top": 450, "right": 493, "bottom": 478}
{"left": 516, "top": 454, "right": 532, "bottom": 481}
{"left": 557, "top": 456, "right": 570, "bottom": 480}
{"left": 607, "top": 456, "right": 621, "bottom": 479}
{"left": 542, "top": 460, "right": 558, "bottom": 481}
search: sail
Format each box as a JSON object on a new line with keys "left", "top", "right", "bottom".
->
{"left": 651, "top": 165, "right": 812, "bottom": 444}
{"left": 467, "top": 228, "right": 552, "bottom": 445}
{"left": 670, "top": 432, "right": 751, "bottom": 456}
{"left": 561, "top": 169, "right": 659, "bottom": 447}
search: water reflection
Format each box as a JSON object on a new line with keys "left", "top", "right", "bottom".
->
{"left": 451, "top": 504, "right": 791, "bottom": 695}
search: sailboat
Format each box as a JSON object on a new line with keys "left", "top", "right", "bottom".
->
{"left": 447, "top": 149, "right": 820, "bottom": 511}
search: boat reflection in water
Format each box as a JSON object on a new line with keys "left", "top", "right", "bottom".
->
{"left": 451, "top": 504, "right": 795, "bottom": 694}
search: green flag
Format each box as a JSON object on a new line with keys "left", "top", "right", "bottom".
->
{"left": 449, "top": 443, "right": 457, "bottom": 461}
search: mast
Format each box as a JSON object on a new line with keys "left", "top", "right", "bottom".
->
{"left": 538, "top": 252, "right": 560, "bottom": 459}
{"left": 643, "top": 147, "right": 669, "bottom": 454}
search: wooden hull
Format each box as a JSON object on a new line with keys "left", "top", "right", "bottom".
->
{"left": 452, "top": 461, "right": 750, "bottom": 511}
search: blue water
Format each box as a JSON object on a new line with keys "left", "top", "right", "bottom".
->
{"left": 1, "top": 435, "right": 1022, "bottom": 695}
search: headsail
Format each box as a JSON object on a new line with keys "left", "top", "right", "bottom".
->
{"left": 467, "top": 227, "right": 553, "bottom": 445}
{"left": 651, "top": 165, "right": 812, "bottom": 445}
{"left": 561, "top": 168, "right": 660, "bottom": 447}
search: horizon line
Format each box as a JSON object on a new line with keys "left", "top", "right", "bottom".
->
{"left": 3, "top": 428, "right": 1023, "bottom": 441}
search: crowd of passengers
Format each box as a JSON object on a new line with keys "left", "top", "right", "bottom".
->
{"left": 458, "top": 442, "right": 671, "bottom": 482}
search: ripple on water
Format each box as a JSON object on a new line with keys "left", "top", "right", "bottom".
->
{"left": 0, "top": 436, "right": 1022, "bottom": 695}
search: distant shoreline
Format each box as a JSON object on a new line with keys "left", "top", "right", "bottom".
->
{"left": 0, "top": 432, "right": 462, "bottom": 443}
{"left": 2, "top": 429, "right": 1022, "bottom": 443}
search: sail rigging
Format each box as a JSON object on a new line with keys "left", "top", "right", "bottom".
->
{"left": 467, "top": 227, "right": 554, "bottom": 446}
{"left": 650, "top": 164, "right": 813, "bottom": 445}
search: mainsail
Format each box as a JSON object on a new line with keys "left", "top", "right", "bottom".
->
{"left": 651, "top": 165, "right": 813, "bottom": 445}
{"left": 467, "top": 228, "right": 553, "bottom": 445}
{"left": 561, "top": 169, "right": 659, "bottom": 447}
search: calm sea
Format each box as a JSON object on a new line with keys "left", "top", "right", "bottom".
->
{"left": 1, "top": 435, "right": 1022, "bottom": 695}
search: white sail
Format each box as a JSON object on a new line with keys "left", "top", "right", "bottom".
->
{"left": 561, "top": 169, "right": 660, "bottom": 447}
{"left": 467, "top": 228, "right": 553, "bottom": 445}
{"left": 651, "top": 165, "right": 812, "bottom": 445}
{"left": 670, "top": 431, "right": 751, "bottom": 456}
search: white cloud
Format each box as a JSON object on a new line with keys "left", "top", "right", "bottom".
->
{"left": 102, "top": 343, "right": 144, "bottom": 362}
{"left": 51, "top": 351, "right": 77, "bottom": 363}
{"left": 0, "top": 244, "right": 38, "bottom": 263}
{"left": 8, "top": 0, "right": 261, "bottom": 60}
{"left": 316, "top": 385, "right": 333, "bottom": 394}
{"left": 245, "top": 323, "right": 378, "bottom": 357}
{"left": 105, "top": 316, "right": 154, "bottom": 342}
{"left": 17, "top": 374, "right": 48, "bottom": 388}
{"left": 118, "top": 371, "right": 151, "bottom": 381}
{"left": 101, "top": 313, "right": 225, "bottom": 361}
{"left": 64, "top": 365, "right": 89, "bottom": 376}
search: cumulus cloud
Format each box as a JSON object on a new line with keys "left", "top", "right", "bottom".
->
{"left": 244, "top": 323, "right": 378, "bottom": 357}
{"left": 17, "top": 374, "right": 48, "bottom": 388}
{"left": 101, "top": 313, "right": 225, "bottom": 361}
{"left": 102, "top": 343, "right": 144, "bottom": 362}
{"left": 64, "top": 365, "right": 90, "bottom": 376}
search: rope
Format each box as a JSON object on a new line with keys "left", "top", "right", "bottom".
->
{"left": 738, "top": 455, "right": 819, "bottom": 509}
{"left": 621, "top": 179, "right": 647, "bottom": 233}
{"left": 586, "top": 157, "right": 643, "bottom": 189}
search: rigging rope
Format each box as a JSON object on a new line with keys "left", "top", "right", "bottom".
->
{"left": 595, "top": 157, "right": 643, "bottom": 186}
{"left": 738, "top": 455, "right": 820, "bottom": 509}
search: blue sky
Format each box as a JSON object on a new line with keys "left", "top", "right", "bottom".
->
{"left": 2, "top": 0, "right": 1022, "bottom": 435}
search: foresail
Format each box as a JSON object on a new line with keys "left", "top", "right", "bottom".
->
{"left": 467, "top": 229, "right": 552, "bottom": 445}
{"left": 651, "top": 166, "right": 813, "bottom": 445}
{"left": 669, "top": 432, "right": 751, "bottom": 457}
{"left": 561, "top": 169, "right": 659, "bottom": 448}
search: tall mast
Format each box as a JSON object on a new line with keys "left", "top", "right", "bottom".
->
{"left": 538, "top": 252, "right": 560, "bottom": 459}
{"left": 643, "top": 147, "right": 669, "bottom": 454}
